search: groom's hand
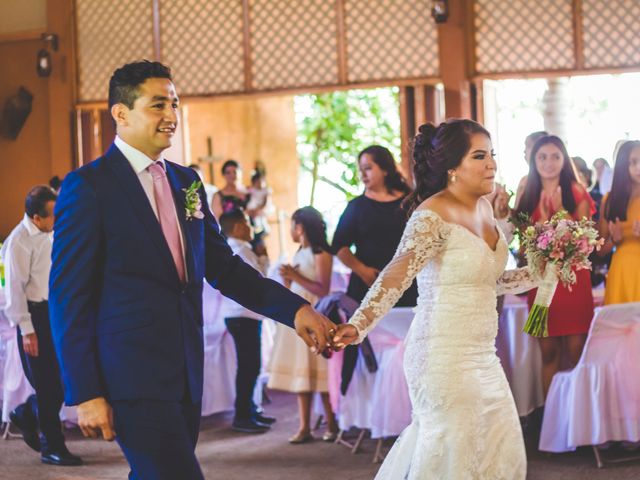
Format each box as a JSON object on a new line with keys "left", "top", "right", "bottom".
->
{"left": 77, "top": 396, "right": 115, "bottom": 441}
{"left": 294, "top": 305, "right": 335, "bottom": 354}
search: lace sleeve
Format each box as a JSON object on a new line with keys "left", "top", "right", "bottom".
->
{"left": 348, "top": 210, "right": 451, "bottom": 343}
{"left": 496, "top": 267, "right": 539, "bottom": 296}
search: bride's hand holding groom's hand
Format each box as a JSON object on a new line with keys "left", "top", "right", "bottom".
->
{"left": 332, "top": 324, "right": 359, "bottom": 349}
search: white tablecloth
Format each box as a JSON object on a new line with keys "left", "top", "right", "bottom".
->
{"left": 496, "top": 294, "right": 544, "bottom": 417}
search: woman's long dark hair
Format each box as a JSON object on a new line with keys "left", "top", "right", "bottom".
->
{"left": 515, "top": 135, "right": 579, "bottom": 217}
{"left": 291, "top": 206, "right": 330, "bottom": 254}
{"left": 604, "top": 140, "right": 640, "bottom": 222}
{"left": 358, "top": 145, "right": 411, "bottom": 195}
{"left": 403, "top": 119, "right": 491, "bottom": 216}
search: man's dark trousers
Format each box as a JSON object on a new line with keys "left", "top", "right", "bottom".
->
{"left": 112, "top": 386, "right": 204, "bottom": 480}
{"left": 16, "top": 301, "right": 65, "bottom": 453}
{"left": 224, "top": 317, "right": 262, "bottom": 420}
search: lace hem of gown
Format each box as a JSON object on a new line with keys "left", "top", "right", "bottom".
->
{"left": 348, "top": 210, "right": 451, "bottom": 344}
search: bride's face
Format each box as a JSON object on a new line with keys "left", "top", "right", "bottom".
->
{"left": 454, "top": 133, "right": 497, "bottom": 196}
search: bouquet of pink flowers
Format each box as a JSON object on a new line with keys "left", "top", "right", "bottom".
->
{"left": 512, "top": 211, "right": 603, "bottom": 337}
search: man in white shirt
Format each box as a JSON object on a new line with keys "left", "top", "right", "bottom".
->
{"left": 1, "top": 186, "right": 82, "bottom": 466}
{"left": 219, "top": 209, "right": 275, "bottom": 434}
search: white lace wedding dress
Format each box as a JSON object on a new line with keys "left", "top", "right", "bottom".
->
{"left": 349, "top": 209, "right": 538, "bottom": 480}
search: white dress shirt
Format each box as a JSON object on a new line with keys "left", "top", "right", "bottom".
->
{"left": 221, "top": 237, "right": 269, "bottom": 320}
{"left": 0, "top": 215, "right": 53, "bottom": 335}
{"left": 114, "top": 136, "right": 187, "bottom": 275}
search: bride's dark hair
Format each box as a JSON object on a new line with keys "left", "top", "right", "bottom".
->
{"left": 404, "top": 119, "right": 491, "bottom": 216}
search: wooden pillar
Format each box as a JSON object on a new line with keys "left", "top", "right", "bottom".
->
{"left": 399, "top": 87, "right": 415, "bottom": 186}
{"left": 398, "top": 85, "right": 442, "bottom": 186}
{"left": 47, "top": 0, "right": 77, "bottom": 174}
{"left": 542, "top": 78, "right": 570, "bottom": 142}
{"left": 436, "top": 0, "right": 473, "bottom": 119}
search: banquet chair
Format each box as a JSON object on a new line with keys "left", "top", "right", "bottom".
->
{"left": 539, "top": 302, "right": 640, "bottom": 467}
{"left": 333, "top": 308, "right": 413, "bottom": 463}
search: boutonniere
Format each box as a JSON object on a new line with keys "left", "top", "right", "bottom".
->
{"left": 183, "top": 181, "right": 204, "bottom": 220}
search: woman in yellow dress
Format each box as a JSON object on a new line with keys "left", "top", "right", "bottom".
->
{"left": 598, "top": 140, "right": 640, "bottom": 304}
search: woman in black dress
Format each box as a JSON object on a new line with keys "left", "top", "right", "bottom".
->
{"left": 332, "top": 145, "right": 417, "bottom": 307}
{"left": 212, "top": 159, "right": 249, "bottom": 218}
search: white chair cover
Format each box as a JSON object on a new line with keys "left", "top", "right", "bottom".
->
{"left": 540, "top": 302, "right": 640, "bottom": 452}
{"left": 201, "top": 283, "right": 237, "bottom": 416}
{"left": 335, "top": 308, "right": 413, "bottom": 439}
{"left": 367, "top": 308, "right": 412, "bottom": 439}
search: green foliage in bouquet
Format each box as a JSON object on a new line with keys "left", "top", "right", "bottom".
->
{"left": 509, "top": 211, "right": 602, "bottom": 337}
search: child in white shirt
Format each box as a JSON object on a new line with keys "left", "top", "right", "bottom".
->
{"left": 219, "top": 209, "right": 275, "bottom": 434}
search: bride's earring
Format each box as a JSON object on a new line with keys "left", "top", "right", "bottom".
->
{"left": 449, "top": 171, "right": 457, "bottom": 183}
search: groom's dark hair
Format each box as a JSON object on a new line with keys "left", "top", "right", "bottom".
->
{"left": 108, "top": 60, "right": 172, "bottom": 109}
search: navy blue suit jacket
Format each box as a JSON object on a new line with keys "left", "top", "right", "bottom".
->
{"left": 49, "top": 144, "right": 308, "bottom": 406}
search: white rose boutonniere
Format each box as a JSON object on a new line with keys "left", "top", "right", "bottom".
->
{"left": 183, "top": 181, "right": 205, "bottom": 220}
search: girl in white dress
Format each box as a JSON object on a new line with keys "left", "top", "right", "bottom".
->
{"left": 334, "top": 120, "right": 539, "bottom": 479}
{"left": 267, "top": 207, "right": 338, "bottom": 443}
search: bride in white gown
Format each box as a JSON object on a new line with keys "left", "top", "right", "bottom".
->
{"left": 333, "top": 120, "right": 540, "bottom": 479}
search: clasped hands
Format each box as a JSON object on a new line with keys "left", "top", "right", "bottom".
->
{"left": 539, "top": 186, "right": 563, "bottom": 221}
{"left": 293, "top": 305, "right": 360, "bottom": 354}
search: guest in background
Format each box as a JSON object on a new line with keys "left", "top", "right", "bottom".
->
{"left": 48, "top": 176, "right": 62, "bottom": 195}
{"left": 219, "top": 209, "right": 275, "bottom": 434}
{"left": 212, "top": 159, "right": 249, "bottom": 218}
{"left": 598, "top": 140, "right": 640, "bottom": 305}
{"left": 246, "top": 166, "right": 272, "bottom": 248}
{"left": 516, "top": 136, "right": 595, "bottom": 396}
{"left": 591, "top": 158, "right": 612, "bottom": 220}
{"left": 331, "top": 146, "right": 416, "bottom": 395}
{"left": 188, "top": 163, "right": 217, "bottom": 209}
{"left": 514, "top": 130, "right": 548, "bottom": 208}
{"left": 571, "top": 156, "right": 592, "bottom": 189}
{"left": 267, "top": 207, "right": 338, "bottom": 444}
{"left": 570, "top": 156, "right": 606, "bottom": 286}
{"left": 593, "top": 157, "right": 613, "bottom": 196}
{"left": 0, "top": 186, "right": 82, "bottom": 466}
{"left": 332, "top": 145, "right": 416, "bottom": 306}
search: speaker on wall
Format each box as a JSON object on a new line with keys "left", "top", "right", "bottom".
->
{"left": 1, "top": 87, "right": 33, "bottom": 140}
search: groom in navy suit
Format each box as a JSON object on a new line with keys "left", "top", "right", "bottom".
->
{"left": 49, "top": 61, "right": 335, "bottom": 479}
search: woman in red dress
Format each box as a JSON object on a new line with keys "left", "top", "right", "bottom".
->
{"left": 515, "top": 135, "right": 595, "bottom": 396}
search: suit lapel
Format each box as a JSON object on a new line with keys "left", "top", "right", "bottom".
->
{"left": 165, "top": 161, "right": 196, "bottom": 284}
{"left": 105, "top": 144, "right": 179, "bottom": 282}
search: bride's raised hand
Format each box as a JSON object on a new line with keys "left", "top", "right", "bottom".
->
{"left": 332, "top": 324, "right": 359, "bottom": 350}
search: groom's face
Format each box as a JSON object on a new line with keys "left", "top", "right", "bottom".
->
{"left": 113, "top": 77, "right": 179, "bottom": 160}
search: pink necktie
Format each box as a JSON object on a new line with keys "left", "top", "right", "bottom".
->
{"left": 148, "top": 162, "right": 186, "bottom": 283}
